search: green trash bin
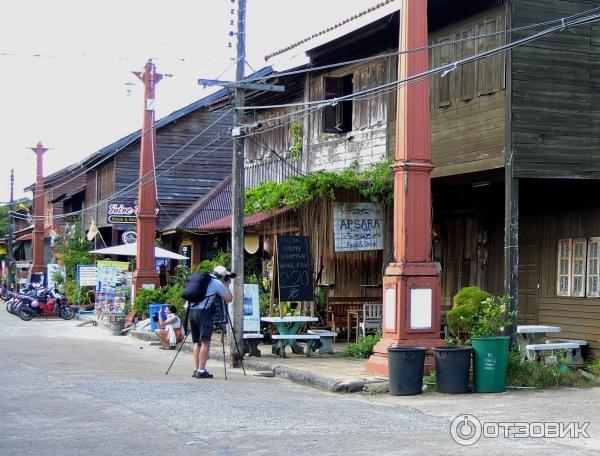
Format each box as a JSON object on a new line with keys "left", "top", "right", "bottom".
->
{"left": 472, "top": 336, "right": 509, "bottom": 393}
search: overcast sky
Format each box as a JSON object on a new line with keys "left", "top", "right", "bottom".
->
{"left": 0, "top": 0, "right": 375, "bottom": 203}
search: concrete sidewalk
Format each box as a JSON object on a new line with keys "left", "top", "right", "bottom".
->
{"left": 77, "top": 313, "right": 388, "bottom": 393}
{"left": 129, "top": 327, "right": 389, "bottom": 393}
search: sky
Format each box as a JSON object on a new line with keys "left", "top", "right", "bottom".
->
{"left": 0, "top": 0, "right": 376, "bottom": 203}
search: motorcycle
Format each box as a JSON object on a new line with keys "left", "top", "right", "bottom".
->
{"left": 19, "top": 286, "right": 74, "bottom": 321}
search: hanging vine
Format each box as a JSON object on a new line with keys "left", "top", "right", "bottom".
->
{"left": 245, "top": 158, "right": 393, "bottom": 215}
{"left": 287, "top": 122, "right": 303, "bottom": 161}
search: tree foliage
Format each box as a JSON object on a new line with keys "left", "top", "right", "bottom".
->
{"left": 54, "top": 217, "right": 94, "bottom": 281}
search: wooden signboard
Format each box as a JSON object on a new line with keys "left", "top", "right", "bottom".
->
{"left": 275, "top": 235, "right": 314, "bottom": 302}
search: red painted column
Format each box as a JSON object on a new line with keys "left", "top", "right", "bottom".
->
{"left": 132, "top": 60, "right": 162, "bottom": 292}
{"left": 31, "top": 142, "right": 48, "bottom": 276}
{"left": 366, "top": 0, "right": 443, "bottom": 375}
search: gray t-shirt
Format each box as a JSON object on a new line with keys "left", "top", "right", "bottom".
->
{"left": 192, "top": 276, "right": 231, "bottom": 310}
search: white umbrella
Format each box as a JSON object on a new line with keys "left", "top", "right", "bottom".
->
{"left": 89, "top": 242, "right": 188, "bottom": 260}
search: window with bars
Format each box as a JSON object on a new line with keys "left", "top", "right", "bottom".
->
{"left": 557, "top": 237, "right": 600, "bottom": 298}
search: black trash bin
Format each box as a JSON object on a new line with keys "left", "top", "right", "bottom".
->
{"left": 387, "top": 347, "right": 427, "bottom": 396}
{"left": 433, "top": 346, "right": 472, "bottom": 394}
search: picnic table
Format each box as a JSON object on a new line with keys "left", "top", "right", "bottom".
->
{"left": 516, "top": 325, "right": 585, "bottom": 363}
{"left": 261, "top": 316, "right": 319, "bottom": 357}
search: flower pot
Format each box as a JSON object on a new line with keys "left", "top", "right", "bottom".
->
{"left": 433, "top": 345, "right": 472, "bottom": 394}
{"left": 472, "top": 336, "right": 509, "bottom": 393}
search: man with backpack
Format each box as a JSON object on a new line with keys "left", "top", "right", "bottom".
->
{"left": 186, "top": 265, "right": 233, "bottom": 379}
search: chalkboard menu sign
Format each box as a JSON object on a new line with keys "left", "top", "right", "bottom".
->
{"left": 276, "top": 235, "right": 314, "bottom": 301}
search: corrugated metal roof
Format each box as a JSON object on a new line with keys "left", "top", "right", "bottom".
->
{"left": 195, "top": 207, "right": 292, "bottom": 232}
{"left": 160, "top": 176, "right": 232, "bottom": 233}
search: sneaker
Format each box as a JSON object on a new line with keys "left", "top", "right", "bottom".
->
{"left": 195, "top": 370, "right": 213, "bottom": 379}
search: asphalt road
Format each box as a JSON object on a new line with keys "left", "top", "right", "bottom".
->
{"left": 0, "top": 306, "right": 597, "bottom": 456}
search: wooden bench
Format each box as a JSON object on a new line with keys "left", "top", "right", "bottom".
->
{"left": 326, "top": 296, "right": 382, "bottom": 336}
{"left": 243, "top": 333, "right": 263, "bottom": 357}
{"left": 271, "top": 334, "right": 321, "bottom": 357}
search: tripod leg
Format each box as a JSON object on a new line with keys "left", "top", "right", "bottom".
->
{"left": 221, "top": 321, "right": 227, "bottom": 379}
{"left": 165, "top": 331, "right": 189, "bottom": 376}
{"left": 226, "top": 310, "right": 246, "bottom": 376}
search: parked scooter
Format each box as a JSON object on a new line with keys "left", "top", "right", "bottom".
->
{"left": 19, "top": 285, "right": 74, "bottom": 321}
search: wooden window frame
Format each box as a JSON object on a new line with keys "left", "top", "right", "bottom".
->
{"left": 571, "top": 238, "right": 587, "bottom": 298}
{"left": 587, "top": 237, "right": 600, "bottom": 298}
{"left": 557, "top": 238, "right": 572, "bottom": 297}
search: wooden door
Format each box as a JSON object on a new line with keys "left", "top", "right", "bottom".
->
{"left": 518, "top": 243, "right": 540, "bottom": 325}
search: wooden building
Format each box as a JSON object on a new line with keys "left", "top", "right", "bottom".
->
{"left": 240, "top": 0, "right": 600, "bottom": 350}
{"left": 31, "top": 88, "right": 234, "bottom": 260}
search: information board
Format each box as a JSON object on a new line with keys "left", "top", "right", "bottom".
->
{"left": 276, "top": 235, "right": 313, "bottom": 302}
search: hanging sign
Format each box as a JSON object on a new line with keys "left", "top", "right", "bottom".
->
{"left": 122, "top": 231, "right": 137, "bottom": 244}
{"left": 107, "top": 200, "right": 159, "bottom": 224}
{"left": 333, "top": 202, "right": 384, "bottom": 252}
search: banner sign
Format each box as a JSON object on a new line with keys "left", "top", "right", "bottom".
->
{"left": 96, "top": 260, "right": 131, "bottom": 316}
{"left": 333, "top": 202, "right": 384, "bottom": 252}
{"left": 77, "top": 265, "right": 97, "bottom": 287}
{"left": 243, "top": 283, "right": 260, "bottom": 333}
{"left": 106, "top": 200, "right": 159, "bottom": 224}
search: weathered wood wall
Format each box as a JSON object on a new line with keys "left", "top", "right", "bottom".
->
{"left": 113, "top": 110, "right": 232, "bottom": 230}
{"left": 512, "top": 0, "right": 600, "bottom": 178}
{"left": 429, "top": 5, "right": 507, "bottom": 178}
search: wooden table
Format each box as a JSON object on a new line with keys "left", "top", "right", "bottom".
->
{"left": 261, "top": 316, "right": 319, "bottom": 356}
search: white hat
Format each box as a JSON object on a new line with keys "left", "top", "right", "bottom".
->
{"left": 213, "top": 265, "right": 232, "bottom": 277}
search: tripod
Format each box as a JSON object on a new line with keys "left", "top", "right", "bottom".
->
{"left": 218, "top": 302, "right": 246, "bottom": 379}
{"left": 165, "top": 302, "right": 246, "bottom": 378}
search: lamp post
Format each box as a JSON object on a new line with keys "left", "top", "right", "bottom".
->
{"left": 31, "top": 142, "right": 48, "bottom": 278}
{"left": 366, "top": 0, "right": 443, "bottom": 375}
{"left": 132, "top": 60, "right": 162, "bottom": 292}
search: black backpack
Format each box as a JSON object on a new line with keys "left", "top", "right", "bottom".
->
{"left": 181, "top": 272, "right": 212, "bottom": 302}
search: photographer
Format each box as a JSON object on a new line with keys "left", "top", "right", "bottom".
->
{"left": 188, "top": 265, "right": 233, "bottom": 379}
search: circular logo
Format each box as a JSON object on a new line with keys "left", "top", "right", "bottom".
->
{"left": 122, "top": 231, "right": 137, "bottom": 244}
{"left": 450, "top": 414, "right": 482, "bottom": 446}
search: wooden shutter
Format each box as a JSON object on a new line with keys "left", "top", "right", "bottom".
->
{"left": 587, "top": 238, "right": 600, "bottom": 297}
{"left": 434, "top": 37, "right": 453, "bottom": 107}
{"left": 572, "top": 238, "right": 587, "bottom": 297}
{"left": 354, "top": 68, "right": 369, "bottom": 129}
{"left": 322, "top": 77, "right": 343, "bottom": 133}
{"left": 477, "top": 17, "right": 500, "bottom": 96}
{"left": 459, "top": 27, "right": 476, "bottom": 101}
{"left": 557, "top": 239, "right": 572, "bottom": 296}
{"left": 370, "top": 62, "right": 385, "bottom": 125}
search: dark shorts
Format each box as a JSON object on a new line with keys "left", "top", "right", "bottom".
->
{"left": 189, "top": 308, "right": 213, "bottom": 343}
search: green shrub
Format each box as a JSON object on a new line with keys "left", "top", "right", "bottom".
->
{"left": 585, "top": 357, "right": 600, "bottom": 377}
{"left": 344, "top": 330, "right": 381, "bottom": 358}
{"left": 447, "top": 286, "right": 490, "bottom": 340}
{"left": 60, "top": 279, "right": 94, "bottom": 307}
{"left": 507, "top": 348, "right": 590, "bottom": 389}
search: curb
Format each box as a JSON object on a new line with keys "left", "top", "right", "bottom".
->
{"left": 128, "top": 329, "right": 371, "bottom": 393}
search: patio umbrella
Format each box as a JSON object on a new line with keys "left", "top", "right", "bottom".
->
{"left": 89, "top": 242, "right": 188, "bottom": 260}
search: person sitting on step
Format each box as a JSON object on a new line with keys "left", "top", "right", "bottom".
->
{"left": 155, "top": 305, "right": 184, "bottom": 350}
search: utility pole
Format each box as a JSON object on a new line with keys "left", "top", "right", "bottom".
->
{"left": 31, "top": 142, "right": 48, "bottom": 279}
{"left": 7, "top": 169, "right": 14, "bottom": 291}
{"left": 132, "top": 60, "right": 162, "bottom": 293}
{"left": 230, "top": 0, "right": 247, "bottom": 367}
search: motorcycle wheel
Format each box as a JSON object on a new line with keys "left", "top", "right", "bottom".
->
{"left": 60, "top": 306, "right": 75, "bottom": 320}
{"left": 19, "top": 307, "right": 35, "bottom": 321}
